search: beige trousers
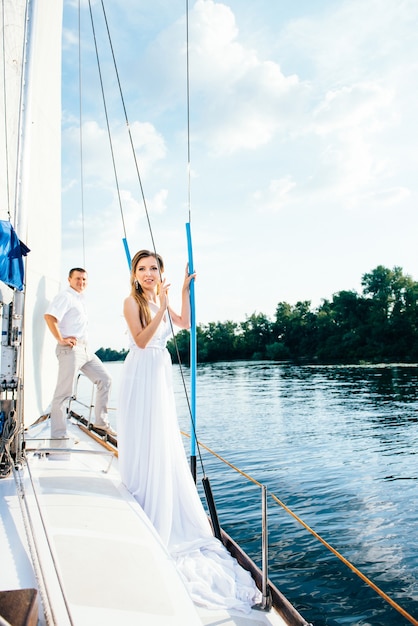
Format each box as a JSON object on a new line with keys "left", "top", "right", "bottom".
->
{"left": 50, "top": 343, "right": 112, "bottom": 438}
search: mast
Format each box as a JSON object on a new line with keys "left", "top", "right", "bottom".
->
{"left": 0, "top": 0, "right": 63, "bottom": 437}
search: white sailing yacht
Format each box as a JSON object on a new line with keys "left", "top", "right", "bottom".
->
{"left": 0, "top": 2, "right": 309, "bottom": 624}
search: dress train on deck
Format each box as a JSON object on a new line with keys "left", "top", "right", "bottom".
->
{"left": 117, "top": 304, "right": 260, "bottom": 612}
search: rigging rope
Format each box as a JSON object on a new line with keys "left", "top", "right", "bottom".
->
{"left": 1, "top": 0, "right": 10, "bottom": 219}
{"left": 184, "top": 0, "right": 199, "bottom": 480}
{"left": 77, "top": 0, "right": 86, "bottom": 268}
{"left": 180, "top": 430, "right": 418, "bottom": 626}
{"left": 97, "top": 0, "right": 155, "bottom": 256}
{"left": 80, "top": 2, "right": 206, "bottom": 478}
{"left": 86, "top": 0, "right": 127, "bottom": 247}
{"left": 0, "top": 410, "right": 17, "bottom": 478}
{"left": 186, "top": 0, "right": 192, "bottom": 224}
{"left": 1, "top": 0, "right": 29, "bottom": 223}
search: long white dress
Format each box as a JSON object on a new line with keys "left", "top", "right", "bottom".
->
{"left": 117, "top": 302, "right": 261, "bottom": 612}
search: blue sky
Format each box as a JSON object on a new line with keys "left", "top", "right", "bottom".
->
{"left": 61, "top": 0, "right": 418, "bottom": 350}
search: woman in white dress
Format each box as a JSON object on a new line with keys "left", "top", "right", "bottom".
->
{"left": 117, "top": 249, "right": 260, "bottom": 612}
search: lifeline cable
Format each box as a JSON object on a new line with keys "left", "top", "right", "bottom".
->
{"left": 268, "top": 491, "right": 418, "bottom": 626}
{"left": 12, "top": 461, "right": 57, "bottom": 626}
{"left": 23, "top": 455, "right": 76, "bottom": 625}
{"left": 181, "top": 431, "right": 418, "bottom": 626}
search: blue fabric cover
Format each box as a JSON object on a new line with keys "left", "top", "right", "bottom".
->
{"left": 0, "top": 220, "right": 30, "bottom": 291}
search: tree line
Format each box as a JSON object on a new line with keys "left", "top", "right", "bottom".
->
{"left": 97, "top": 265, "right": 418, "bottom": 365}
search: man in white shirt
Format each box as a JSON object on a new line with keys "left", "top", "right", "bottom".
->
{"left": 44, "top": 267, "right": 115, "bottom": 438}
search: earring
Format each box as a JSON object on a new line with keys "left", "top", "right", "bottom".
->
{"left": 134, "top": 279, "right": 139, "bottom": 289}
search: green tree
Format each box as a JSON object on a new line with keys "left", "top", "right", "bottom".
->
{"left": 387, "top": 272, "right": 418, "bottom": 360}
{"left": 361, "top": 265, "right": 417, "bottom": 359}
{"left": 111, "top": 265, "right": 418, "bottom": 364}
{"left": 273, "top": 300, "right": 316, "bottom": 359}
{"left": 167, "top": 329, "right": 191, "bottom": 364}
{"left": 95, "top": 347, "right": 128, "bottom": 361}
{"left": 197, "top": 320, "right": 240, "bottom": 362}
{"left": 316, "top": 291, "right": 372, "bottom": 361}
{"left": 239, "top": 312, "right": 274, "bottom": 360}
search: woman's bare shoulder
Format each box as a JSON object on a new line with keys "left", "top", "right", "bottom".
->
{"left": 123, "top": 295, "right": 138, "bottom": 309}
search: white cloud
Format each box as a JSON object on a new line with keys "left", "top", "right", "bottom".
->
{"left": 186, "top": 0, "right": 301, "bottom": 154}
{"left": 312, "top": 83, "right": 395, "bottom": 135}
{"left": 138, "top": 0, "right": 302, "bottom": 156}
{"left": 253, "top": 176, "right": 297, "bottom": 214}
{"left": 63, "top": 119, "right": 166, "bottom": 185}
{"left": 360, "top": 186, "right": 411, "bottom": 209}
{"left": 59, "top": 0, "right": 418, "bottom": 349}
{"left": 147, "top": 188, "right": 169, "bottom": 214}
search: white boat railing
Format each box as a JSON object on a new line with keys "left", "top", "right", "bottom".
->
{"left": 68, "top": 372, "right": 117, "bottom": 430}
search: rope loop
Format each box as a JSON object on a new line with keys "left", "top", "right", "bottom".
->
{"left": 0, "top": 410, "right": 17, "bottom": 478}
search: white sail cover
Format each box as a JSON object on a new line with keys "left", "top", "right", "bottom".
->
{"left": 0, "top": 0, "right": 63, "bottom": 423}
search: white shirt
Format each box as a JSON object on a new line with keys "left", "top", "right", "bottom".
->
{"left": 46, "top": 286, "right": 88, "bottom": 340}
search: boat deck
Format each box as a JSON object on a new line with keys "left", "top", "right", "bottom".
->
{"left": 0, "top": 418, "right": 295, "bottom": 625}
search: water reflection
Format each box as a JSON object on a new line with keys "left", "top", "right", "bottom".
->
{"left": 186, "top": 361, "right": 418, "bottom": 626}
{"left": 105, "top": 360, "right": 418, "bottom": 626}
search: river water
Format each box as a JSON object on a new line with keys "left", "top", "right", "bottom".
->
{"left": 86, "top": 360, "right": 418, "bottom": 626}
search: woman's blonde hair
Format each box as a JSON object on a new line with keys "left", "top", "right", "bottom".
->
{"left": 130, "top": 249, "right": 164, "bottom": 328}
